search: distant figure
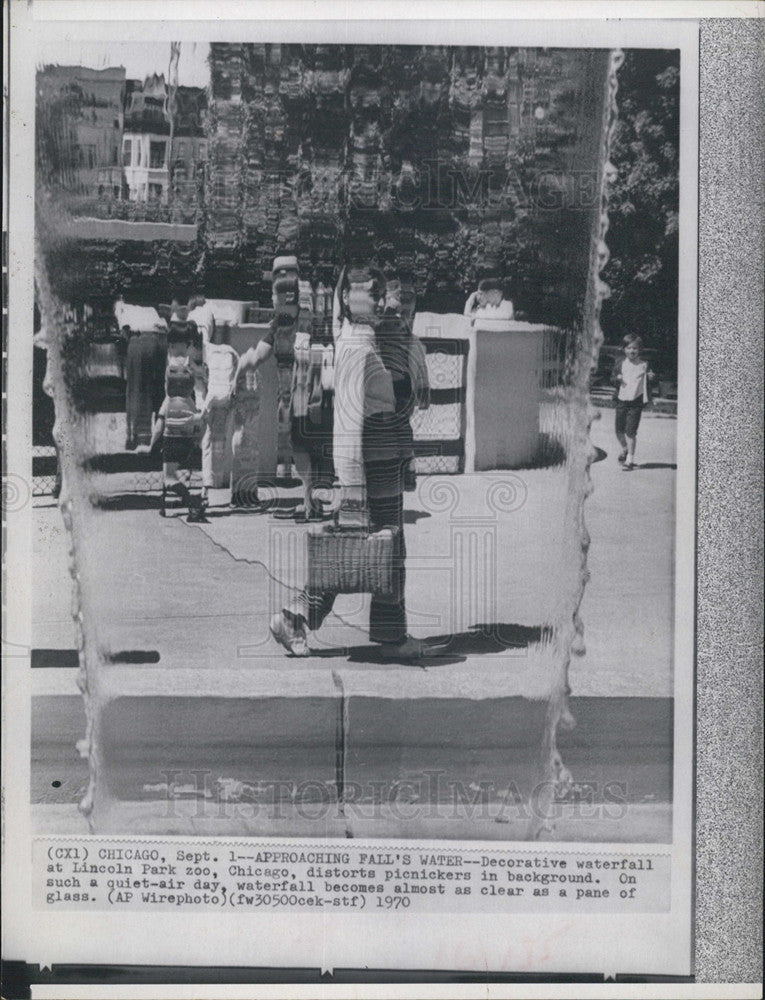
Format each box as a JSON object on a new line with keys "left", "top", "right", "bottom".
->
{"left": 612, "top": 334, "right": 655, "bottom": 471}
{"left": 464, "top": 278, "right": 514, "bottom": 323}
{"left": 150, "top": 324, "right": 206, "bottom": 521}
{"left": 116, "top": 299, "right": 167, "bottom": 450}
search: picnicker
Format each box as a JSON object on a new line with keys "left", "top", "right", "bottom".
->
{"left": 269, "top": 263, "right": 430, "bottom": 661}
{"left": 150, "top": 322, "right": 206, "bottom": 521}
{"left": 612, "top": 334, "right": 655, "bottom": 471}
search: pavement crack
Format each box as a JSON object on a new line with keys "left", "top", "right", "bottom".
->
{"left": 179, "top": 518, "right": 368, "bottom": 637}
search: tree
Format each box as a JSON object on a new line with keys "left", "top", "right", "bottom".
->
{"left": 601, "top": 50, "right": 680, "bottom": 375}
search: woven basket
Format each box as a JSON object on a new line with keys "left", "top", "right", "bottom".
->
{"left": 307, "top": 526, "right": 398, "bottom": 595}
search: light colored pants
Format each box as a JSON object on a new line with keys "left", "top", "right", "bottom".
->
{"left": 201, "top": 404, "right": 233, "bottom": 488}
{"left": 230, "top": 393, "right": 260, "bottom": 497}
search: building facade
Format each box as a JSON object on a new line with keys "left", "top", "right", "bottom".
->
{"left": 122, "top": 75, "right": 207, "bottom": 207}
{"left": 37, "top": 64, "right": 126, "bottom": 199}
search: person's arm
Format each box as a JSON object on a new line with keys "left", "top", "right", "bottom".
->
{"left": 463, "top": 290, "right": 479, "bottom": 316}
{"left": 611, "top": 358, "right": 624, "bottom": 386}
{"left": 409, "top": 335, "right": 431, "bottom": 410}
{"left": 233, "top": 338, "right": 273, "bottom": 385}
{"left": 150, "top": 412, "right": 165, "bottom": 452}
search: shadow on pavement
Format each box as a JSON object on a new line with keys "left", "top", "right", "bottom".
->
{"left": 403, "top": 509, "right": 432, "bottom": 524}
{"left": 312, "top": 622, "right": 549, "bottom": 666}
{"left": 92, "top": 494, "right": 162, "bottom": 510}
{"left": 636, "top": 462, "right": 677, "bottom": 470}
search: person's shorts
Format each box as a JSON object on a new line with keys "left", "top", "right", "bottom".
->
{"left": 615, "top": 398, "right": 644, "bottom": 437}
{"left": 162, "top": 437, "right": 198, "bottom": 469}
{"left": 291, "top": 397, "right": 334, "bottom": 476}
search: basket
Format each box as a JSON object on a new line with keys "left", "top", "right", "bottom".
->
{"left": 307, "top": 525, "right": 398, "bottom": 595}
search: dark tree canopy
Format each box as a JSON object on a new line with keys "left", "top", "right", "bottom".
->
{"left": 601, "top": 50, "right": 680, "bottom": 375}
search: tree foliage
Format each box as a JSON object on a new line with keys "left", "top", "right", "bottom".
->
{"left": 601, "top": 50, "right": 680, "bottom": 374}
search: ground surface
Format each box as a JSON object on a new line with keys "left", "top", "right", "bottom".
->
{"left": 31, "top": 410, "right": 677, "bottom": 837}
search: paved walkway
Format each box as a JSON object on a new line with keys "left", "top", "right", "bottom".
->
{"left": 32, "top": 411, "right": 676, "bottom": 699}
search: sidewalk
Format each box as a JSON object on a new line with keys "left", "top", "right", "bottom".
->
{"left": 33, "top": 411, "right": 676, "bottom": 699}
{"left": 31, "top": 412, "right": 676, "bottom": 838}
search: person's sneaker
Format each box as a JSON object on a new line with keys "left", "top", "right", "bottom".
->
{"left": 269, "top": 612, "right": 310, "bottom": 657}
{"left": 617, "top": 449, "right": 628, "bottom": 463}
{"left": 622, "top": 461, "right": 635, "bottom": 471}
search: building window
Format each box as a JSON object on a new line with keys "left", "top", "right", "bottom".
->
{"left": 122, "top": 139, "right": 132, "bottom": 166}
{"left": 148, "top": 182, "right": 164, "bottom": 201}
{"left": 150, "top": 141, "right": 166, "bottom": 169}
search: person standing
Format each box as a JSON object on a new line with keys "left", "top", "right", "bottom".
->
{"left": 115, "top": 299, "right": 168, "bottom": 450}
{"left": 229, "top": 256, "right": 302, "bottom": 509}
{"left": 199, "top": 321, "right": 239, "bottom": 503}
{"left": 150, "top": 323, "right": 206, "bottom": 521}
{"left": 269, "top": 264, "right": 429, "bottom": 660}
{"left": 612, "top": 334, "right": 655, "bottom": 470}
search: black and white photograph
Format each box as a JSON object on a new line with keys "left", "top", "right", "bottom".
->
{"left": 30, "top": 34, "right": 682, "bottom": 843}
{"left": 13, "top": 2, "right": 761, "bottom": 989}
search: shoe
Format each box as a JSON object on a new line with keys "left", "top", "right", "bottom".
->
{"left": 617, "top": 449, "right": 627, "bottom": 463}
{"left": 230, "top": 492, "right": 268, "bottom": 511}
{"left": 622, "top": 462, "right": 635, "bottom": 471}
{"left": 269, "top": 612, "right": 310, "bottom": 657}
{"left": 272, "top": 504, "right": 301, "bottom": 520}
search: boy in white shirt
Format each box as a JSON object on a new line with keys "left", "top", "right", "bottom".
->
{"left": 612, "top": 334, "right": 655, "bottom": 470}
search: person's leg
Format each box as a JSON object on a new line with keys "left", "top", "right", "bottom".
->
{"left": 292, "top": 444, "right": 316, "bottom": 520}
{"left": 230, "top": 395, "right": 262, "bottom": 506}
{"left": 614, "top": 402, "right": 628, "bottom": 462}
{"left": 125, "top": 336, "right": 138, "bottom": 448}
{"left": 364, "top": 451, "right": 407, "bottom": 645}
{"left": 394, "top": 376, "right": 417, "bottom": 491}
{"left": 200, "top": 414, "right": 213, "bottom": 501}
{"left": 368, "top": 487, "right": 407, "bottom": 644}
{"left": 135, "top": 333, "right": 157, "bottom": 447}
{"left": 275, "top": 360, "right": 293, "bottom": 476}
{"left": 623, "top": 402, "right": 643, "bottom": 470}
{"left": 271, "top": 589, "right": 337, "bottom": 656}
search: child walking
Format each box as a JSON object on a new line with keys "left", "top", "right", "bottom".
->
{"left": 612, "top": 334, "right": 655, "bottom": 470}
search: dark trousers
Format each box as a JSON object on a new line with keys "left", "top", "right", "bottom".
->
{"left": 286, "top": 448, "right": 407, "bottom": 644}
{"left": 126, "top": 331, "right": 164, "bottom": 445}
{"left": 393, "top": 374, "right": 415, "bottom": 461}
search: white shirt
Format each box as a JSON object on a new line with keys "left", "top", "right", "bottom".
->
{"left": 114, "top": 303, "right": 166, "bottom": 333}
{"left": 473, "top": 299, "right": 514, "bottom": 321}
{"left": 187, "top": 302, "right": 216, "bottom": 343}
{"left": 617, "top": 359, "right": 649, "bottom": 402}
{"left": 203, "top": 341, "right": 239, "bottom": 407}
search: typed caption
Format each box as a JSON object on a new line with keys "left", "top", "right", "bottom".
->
{"left": 35, "top": 839, "right": 670, "bottom": 914}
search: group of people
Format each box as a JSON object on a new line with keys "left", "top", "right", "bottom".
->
{"left": 134, "top": 256, "right": 434, "bottom": 658}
